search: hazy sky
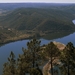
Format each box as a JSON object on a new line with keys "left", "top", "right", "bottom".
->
{"left": 0, "top": 0, "right": 75, "bottom": 3}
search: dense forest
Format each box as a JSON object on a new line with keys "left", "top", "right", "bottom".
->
{"left": 0, "top": 3, "right": 75, "bottom": 44}
{"left": 2, "top": 39, "right": 75, "bottom": 75}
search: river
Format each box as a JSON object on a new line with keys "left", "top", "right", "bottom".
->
{"left": 0, "top": 32, "right": 75, "bottom": 75}
{"left": 72, "top": 20, "right": 75, "bottom": 24}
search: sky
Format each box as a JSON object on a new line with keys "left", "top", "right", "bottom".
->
{"left": 0, "top": 0, "right": 75, "bottom": 3}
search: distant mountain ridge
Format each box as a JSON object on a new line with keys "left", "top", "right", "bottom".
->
{"left": 0, "top": 6, "right": 75, "bottom": 32}
{"left": 0, "top": 3, "right": 74, "bottom": 10}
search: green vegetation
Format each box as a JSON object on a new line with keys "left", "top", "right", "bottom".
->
{"left": 44, "top": 42, "right": 60, "bottom": 75}
{"left": 43, "top": 31, "right": 73, "bottom": 40}
{"left": 0, "top": 4, "right": 75, "bottom": 44}
{"left": 60, "top": 42, "right": 75, "bottom": 75}
{"left": 0, "top": 8, "right": 75, "bottom": 31}
{"left": 3, "top": 39, "right": 43, "bottom": 75}
{"left": 3, "top": 51, "right": 16, "bottom": 75}
{"left": 2, "top": 39, "right": 75, "bottom": 75}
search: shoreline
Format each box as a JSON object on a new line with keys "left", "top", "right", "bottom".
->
{"left": 0, "top": 35, "right": 33, "bottom": 46}
{"left": 0, "top": 31, "right": 74, "bottom": 46}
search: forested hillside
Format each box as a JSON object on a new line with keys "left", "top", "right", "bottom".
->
{"left": 0, "top": 7, "right": 75, "bottom": 31}
{"left": 0, "top": 3, "right": 75, "bottom": 44}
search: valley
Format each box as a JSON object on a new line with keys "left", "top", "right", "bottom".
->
{"left": 0, "top": 3, "right": 75, "bottom": 45}
{"left": 0, "top": 3, "right": 75, "bottom": 75}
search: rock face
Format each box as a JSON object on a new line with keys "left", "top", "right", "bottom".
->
{"left": 43, "top": 59, "right": 61, "bottom": 75}
{"left": 53, "top": 41, "right": 65, "bottom": 50}
{"left": 43, "top": 60, "right": 51, "bottom": 75}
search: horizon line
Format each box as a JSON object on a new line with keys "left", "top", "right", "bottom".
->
{"left": 0, "top": 2, "right": 75, "bottom": 4}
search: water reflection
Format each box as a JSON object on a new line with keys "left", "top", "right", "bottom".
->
{"left": 0, "top": 32, "right": 75, "bottom": 75}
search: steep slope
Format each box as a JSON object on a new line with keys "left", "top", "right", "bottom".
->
{"left": 0, "top": 7, "right": 75, "bottom": 32}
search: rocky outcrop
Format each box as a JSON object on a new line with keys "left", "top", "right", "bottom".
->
{"left": 43, "top": 59, "right": 61, "bottom": 75}
{"left": 43, "top": 60, "right": 51, "bottom": 75}
{"left": 53, "top": 41, "right": 65, "bottom": 50}
{"left": 43, "top": 41, "right": 65, "bottom": 75}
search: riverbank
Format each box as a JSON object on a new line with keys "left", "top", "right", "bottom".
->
{"left": 0, "top": 30, "right": 45, "bottom": 46}
{"left": 0, "top": 34, "right": 32, "bottom": 46}
{"left": 0, "top": 31, "right": 74, "bottom": 46}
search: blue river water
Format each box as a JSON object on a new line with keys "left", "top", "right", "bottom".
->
{"left": 72, "top": 20, "right": 75, "bottom": 24}
{"left": 0, "top": 32, "right": 75, "bottom": 75}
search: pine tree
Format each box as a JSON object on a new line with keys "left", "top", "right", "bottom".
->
{"left": 17, "top": 49, "right": 31, "bottom": 75}
{"left": 3, "top": 51, "right": 16, "bottom": 75}
{"left": 17, "top": 39, "right": 42, "bottom": 75}
{"left": 60, "top": 42, "right": 75, "bottom": 75}
{"left": 45, "top": 42, "right": 60, "bottom": 75}
{"left": 27, "top": 38, "right": 42, "bottom": 75}
{"left": 27, "top": 38, "right": 41, "bottom": 68}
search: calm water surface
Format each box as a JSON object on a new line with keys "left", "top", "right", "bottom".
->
{"left": 72, "top": 20, "right": 75, "bottom": 24}
{"left": 0, "top": 32, "right": 75, "bottom": 75}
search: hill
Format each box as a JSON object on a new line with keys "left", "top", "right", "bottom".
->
{"left": 0, "top": 3, "right": 75, "bottom": 44}
{"left": 0, "top": 7, "right": 75, "bottom": 32}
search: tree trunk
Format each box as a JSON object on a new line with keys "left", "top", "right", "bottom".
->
{"left": 67, "top": 65, "right": 70, "bottom": 75}
{"left": 51, "top": 56, "right": 53, "bottom": 75}
{"left": 33, "top": 52, "right": 35, "bottom": 68}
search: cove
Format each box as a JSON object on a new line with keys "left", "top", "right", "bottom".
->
{"left": 0, "top": 32, "right": 75, "bottom": 75}
{"left": 72, "top": 20, "right": 75, "bottom": 24}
